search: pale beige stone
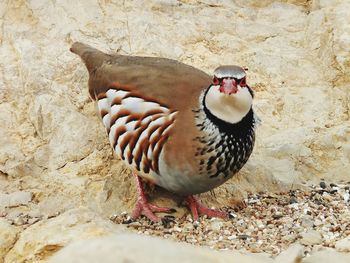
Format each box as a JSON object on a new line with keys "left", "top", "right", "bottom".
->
{"left": 302, "top": 249, "right": 350, "bottom": 263}
{"left": 0, "top": 191, "right": 32, "bottom": 209}
{"left": 4, "top": 208, "right": 125, "bottom": 263}
{"left": 335, "top": 237, "right": 350, "bottom": 253}
{"left": 0, "top": 219, "right": 19, "bottom": 263}
{"left": 300, "top": 230, "right": 323, "bottom": 246}
{"left": 48, "top": 234, "right": 274, "bottom": 263}
{"left": 274, "top": 244, "right": 304, "bottom": 263}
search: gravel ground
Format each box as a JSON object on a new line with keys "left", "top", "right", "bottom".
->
{"left": 111, "top": 182, "right": 350, "bottom": 257}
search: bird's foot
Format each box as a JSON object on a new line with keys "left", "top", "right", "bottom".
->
{"left": 130, "top": 174, "right": 175, "bottom": 222}
{"left": 130, "top": 197, "right": 175, "bottom": 222}
{"left": 185, "top": 195, "right": 227, "bottom": 221}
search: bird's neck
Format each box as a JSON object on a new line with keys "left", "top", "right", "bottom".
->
{"left": 200, "top": 88, "right": 255, "bottom": 137}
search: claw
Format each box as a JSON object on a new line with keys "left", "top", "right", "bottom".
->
{"left": 185, "top": 195, "right": 227, "bottom": 221}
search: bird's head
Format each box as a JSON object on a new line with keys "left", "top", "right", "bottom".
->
{"left": 204, "top": 65, "right": 254, "bottom": 124}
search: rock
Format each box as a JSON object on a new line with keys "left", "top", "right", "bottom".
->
{"left": 210, "top": 220, "right": 224, "bottom": 231}
{"left": 0, "top": 219, "right": 19, "bottom": 262}
{"left": 29, "top": 93, "right": 104, "bottom": 170}
{"left": 48, "top": 234, "right": 274, "bottom": 263}
{"left": 4, "top": 208, "right": 125, "bottom": 263}
{"left": 301, "top": 215, "right": 314, "bottom": 229}
{"left": 319, "top": 182, "right": 326, "bottom": 189}
{"left": 0, "top": 191, "right": 32, "bottom": 209}
{"left": 274, "top": 244, "right": 304, "bottom": 263}
{"left": 300, "top": 230, "right": 323, "bottom": 246}
{"left": 335, "top": 237, "right": 350, "bottom": 253}
{"left": 302, "top": 249, "right": 350, "bottom": 263}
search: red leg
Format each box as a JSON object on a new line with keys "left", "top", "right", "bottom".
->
{"left": 130, "top": 174, "right": 175, "bottom": 222}
{"left": 185, "top": 195, "right": 227, "bottom": 221}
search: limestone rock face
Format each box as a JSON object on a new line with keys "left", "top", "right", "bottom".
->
{"left": 4, "top": 208, "right": 125, "bottom": 263}
{"left": 0, "top": 0, "right": 349, "bottom": 262}
{"left": 0, "top": 219, "right": 19, "bottom": 263}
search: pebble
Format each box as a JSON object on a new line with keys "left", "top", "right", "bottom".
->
{"left": 301, "top": 215, "right": 314, "bottom": 228}
{"left": 319, "top": 181, "right": 326, "bottom": 189}
{"left": 210, "top": 221, "right": 223, "bottom": 231}
{"left": 300, "top": 230, "right": 323, "bottom": 245}
{"left": 335, "top": 237, "right": 350, "bottom": 252}
{"left": 237, "top": 234, "right": 249, "bottom": 240}
{"left": 110, "top": 185, "right": 350, "bottom": 256}
{"left": 289, "top": 196, "right": 298, "bottom": 204}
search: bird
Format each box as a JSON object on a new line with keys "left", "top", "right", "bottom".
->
{"left": 70, "top": 42, "right": 257, "bottom": 222}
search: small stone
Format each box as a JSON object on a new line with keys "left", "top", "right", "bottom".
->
{"left": 228, "top": 212, "right": 237, "bottom": 219}
{"left": 13, "top": 216, "right": 26, "bottom": 226}
{"left": 300, "top": 230, "right": 323, "bottom": 245}
{"left": 274, "top": 244, "right": 304, "bottom": 263}
{"left": 301, "top": 215, "right": 314, "bottom": 228}
{"left": 272, "top": 212, "right": 283, "bottom": 219}
{"left": 330, "top": 189, "right": 338, "bottom": 194}
{"left": 335, "top": 237, "right": 350, "bottom": 252}
{"left": 290, "top": 196, "right": 298, "bottom": 204}
{"left": 210, "top": 220, "right": 223, "bottom": 231}
{"left": 320, "top": 182, "right": 327, "bottom": 189}
{"left": 237, "top": 234, "right": 249, "bottom": 240}
{"left": 223, "top": 229, "right": 231, "bottom": 235}
{"left": 256, "top": 220, "right": 265, "bottom": 229}
{"left": 227, "top": 235, "right": 237, "bottom": 240}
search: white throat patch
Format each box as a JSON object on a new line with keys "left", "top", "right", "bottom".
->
{"left": 204, "top": 85, "right": 253, "bottom": 124}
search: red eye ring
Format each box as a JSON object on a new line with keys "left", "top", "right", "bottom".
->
{"left": 212, "top": 76, "right": 219, "bottom": 85}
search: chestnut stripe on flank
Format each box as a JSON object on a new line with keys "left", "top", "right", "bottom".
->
{"left": 134, "top": 138, "right": 149, "bottom": 171}
{"left": 119, "top": 133, "right": 133, "bottom": 160}
{"left": 142, "top": 157, "right": 151, "bottom": 174}
{"left": 112, "top": 126, "right": 126, "bottom": 149}
{"left": 108, "top": 82, "right": 134, "bottom": 92}
{"left": 135, "top": 113, "right": 163, "bottom": 130}
{"left": 152, "top": 135, "right": 169, "bottom": 173}
{"left": 142, "top": 109, "right": 165, "bottom": 119}
{"left": 126, "top": 113, "right": 143, "bottom": 123}
{"left": 127, "top": 121, "right": 152, "bottom": 164}
{"left": 97, "top": 92, "right": 107, "bottom": 100}
{"left": 149, "top": 120, "right": 174, "bottom": 150}
{"left": 100, "top": 109, "right": 109, "bottom": 118}
{"left": 110, "top": 109, "right": 131, "bottom": 126}
{"left": 111, "top": 96, "right": 122, "bottom": 106}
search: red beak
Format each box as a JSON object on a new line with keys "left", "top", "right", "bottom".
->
{"left": 219, "top": 79, "right": 238, "bottom": 95}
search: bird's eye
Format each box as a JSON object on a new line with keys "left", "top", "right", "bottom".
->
{"left": 212, "top": 76, "right": 220, "bottom": 85}
{"left": 240, "top": 77, "right": 246, "bottom": 87}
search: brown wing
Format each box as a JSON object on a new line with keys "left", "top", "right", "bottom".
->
{"left": 71, "top": 42, "right": 212, "bottom": 175}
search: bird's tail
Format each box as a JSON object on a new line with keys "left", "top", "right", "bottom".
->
{"left": 70, "top": 42, "right": 110, "bottom": 74}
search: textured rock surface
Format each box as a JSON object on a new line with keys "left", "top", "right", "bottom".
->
{"left": 302, "top": 249, "right": 350, "bottom": 263}
{"left": 0, "top": 0, "right": 349, "bottom": 261}
{"left": 48, "top": 234, "right": 274, "bottom": 263}
{"left": 0, "top": 219, "right": 19, "bottom": 263}
{"left": 336, "top": 237, "right": 350, "bottom": 253}
{"left": 4, "top": 208, "right": 125, "bottom": 263}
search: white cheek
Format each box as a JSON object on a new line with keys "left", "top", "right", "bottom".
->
{"left": 205, "top": 86, "right": 252, "bottom": 124}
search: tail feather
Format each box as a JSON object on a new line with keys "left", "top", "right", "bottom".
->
{"left": 70, "top": 42, "right": 110, "bottom": 74}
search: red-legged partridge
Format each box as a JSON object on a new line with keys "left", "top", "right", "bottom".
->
{"left": 70, "top": 42, "right": 257, "bottom": 222}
